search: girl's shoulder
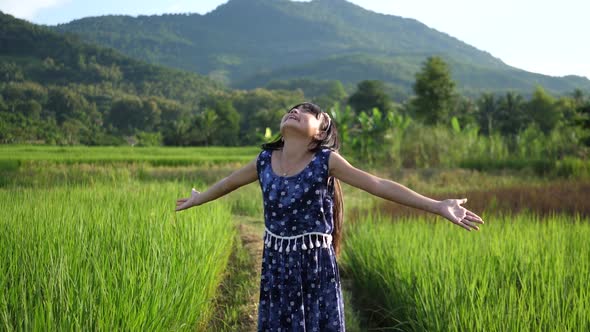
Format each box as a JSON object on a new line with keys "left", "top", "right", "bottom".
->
{"left": 258, "top": 148, "right": 272, "bottom": 157}
{"left": 316, "top": 148, "right": 335, "bottom": 171}
{"left": 318, "top": 147, "right": 335, "bottom": 159}
{"left": 257, "top": 148, "right": 269, "bottom": 162}
{"left": 321, "top": 147, "right": 334, "bottom": 153}
{"left": 256, "top": 148, "right": 275, "bottom": 169}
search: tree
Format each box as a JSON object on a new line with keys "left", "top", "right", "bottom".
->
{"left": 15, "top": 100, "right": 42, "bottom": 120}
{"left": 107, "top": 96, "right": 143, "bottom": 134}
{"left": 524, "top": 86, "right": 560, "bottom": 134}
{"left": 569, "top": 89, "right": 590, "bottom": 146}
{"left": 496, "top": 91, "right": 526, "bottom": 136}
{"left": 230, "top": 88, "right": 303, "bottom": 145}
{"left": 107, "top": 96, "right": 161, "bottom": 134}
{"left": 2, "top": 82, "right": 47, "bottom": 104}
{"left": 61, "top": 119, "right": 87, "bottom": 145}
{"left": 193, "top": 108, "right": 218, "bottom": 146}
{"left": 157, "top": 98, "right": 191, "bottom": 146}
{"left": 348, "top": 80, "right": 392, "bottom": 114}
{"left": 46, "top": 87, "right": 91, "bottom": 125}
{"left": 476, "top": 93, "right": 497, "bottom": 136}
{"left": 412, "top": 56, "right": 456, "bottom": 125}
{"left": 0, "top": 95, "right": 7, "bottom": 113}
{"left": 571, "top": 89, "right": 585, "bottom": 107}
{"left": 318, "top": 80, "right": 347, "bottom": 107}
{"left": 266, "top": 79, "right": 347, "bottom": 109}
{"left": 327, "top": 103, "right": 354, "bottom": 153}
{"left": 450, "top": 96, "right": 477, "bottom": 129}
{"left": 199, "top": 96, "right": 240, "bottom": 146}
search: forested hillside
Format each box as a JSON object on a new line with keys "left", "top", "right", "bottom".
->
{"left": 0, "top": 11, "right": 305, "bottom": 145}
{"left": 50, "top": 0, "right": 590, "bottom": 97}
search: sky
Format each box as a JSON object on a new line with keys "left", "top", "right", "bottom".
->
{"left": 1, "top": 0, "right": 588, "bottom": 79}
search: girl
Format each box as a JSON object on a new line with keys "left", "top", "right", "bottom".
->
{"left": 175, "top": 102, "right": 484, "bottom": 331}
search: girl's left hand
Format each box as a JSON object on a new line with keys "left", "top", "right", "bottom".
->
{"left": 437, "top": 198, "right": 484, "bottom": 231}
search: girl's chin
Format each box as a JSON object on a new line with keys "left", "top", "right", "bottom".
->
{"left": 280, "top": 126, "right": 307, "bottom": 137}
{"left": 283, "top": 119, "right": 300, "bottom": 126}
{"left": 281, "top": 123, "right": 302, "bottom": 132}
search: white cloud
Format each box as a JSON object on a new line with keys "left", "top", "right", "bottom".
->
{"left": 0, "top": 0, "right": 71, "bottom": 20}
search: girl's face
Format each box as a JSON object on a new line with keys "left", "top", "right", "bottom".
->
{"left": 280, "top": 105, "right": 325, "bottom": 139}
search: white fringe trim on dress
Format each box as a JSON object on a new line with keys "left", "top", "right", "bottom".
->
{"left": 263, "top": 227, "right": 333, "bottom": 252}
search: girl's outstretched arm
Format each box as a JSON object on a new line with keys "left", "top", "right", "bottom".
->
{"left": 175, "top": 156, "right": 258, "bottom": 212}
{"left": 329, "top": 152, "right": 484, "bottom": 231}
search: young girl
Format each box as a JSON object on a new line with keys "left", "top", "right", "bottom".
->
{"left": 175, "top": 102, "right": 484, "bottom": 331}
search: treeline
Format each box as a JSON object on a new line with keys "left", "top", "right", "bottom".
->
{"left": 1, "top": 56, "right": 589, "bottom": 161}
{"left": 0, "top": 81, "right": 308, "bottom": 146}
{"left": 327, "top": 57, "right": 589, "bottom": 176}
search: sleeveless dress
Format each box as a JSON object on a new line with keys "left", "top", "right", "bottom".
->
{"left": 256, "top": 147, "right": 345, "bottom": 332}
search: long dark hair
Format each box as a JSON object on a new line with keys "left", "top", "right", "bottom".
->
{"left": 261, "top": 102, "right": 345, "bottom": 258}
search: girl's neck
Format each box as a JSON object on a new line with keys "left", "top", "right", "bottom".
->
{"left": 281, "top": 136, "right": 313, "bottom": 162}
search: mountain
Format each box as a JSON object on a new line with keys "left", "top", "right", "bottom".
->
{"left": 48, "top": 0, "right": 590, "bottom": 97}
{"left": 0, "top": 11, "right": 228, "bottom": 145}
{"left": 0, "top": 11, "right": 225, "bottom": 103}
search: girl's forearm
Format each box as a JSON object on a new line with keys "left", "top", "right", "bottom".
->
{"left": 375, "top": 178, "right": 441, "bottom": 215}
{"left": 194, "top": 177, "right": 235, "bottom": 206}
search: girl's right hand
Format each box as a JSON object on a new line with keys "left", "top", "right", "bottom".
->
{"left": 175, "top": 188, "right": 201, "bottom": 212}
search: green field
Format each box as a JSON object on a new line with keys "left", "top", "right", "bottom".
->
{"left": 0, "top": 182, "right": 235, "bottom": 330}
{"left": 0, "top": 145, "right": 260, "bottom": 167}
{"left": 341, "top": 211, "right": 589, "bottom": 331}
{"left": 0, "top": 145, "right": 588, "bottom": 331}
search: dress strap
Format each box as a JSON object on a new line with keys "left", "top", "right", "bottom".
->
{"left": 263, "top": 227, "right": 332, "bottom": 251}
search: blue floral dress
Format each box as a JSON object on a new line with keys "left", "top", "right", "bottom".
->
{"left": 255, "top": 147, "right": 345, "bottom": 332}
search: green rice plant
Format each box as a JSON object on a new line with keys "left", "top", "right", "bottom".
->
{"left": 222, "top": 183, "right": 264, "bottom": 217}
{"left": 555, "top": 157, "right": 590, "bottom": 179}
{"left": 0, "top": 181, "right": 235, "bottom": 331}
{"left": 0, "top": 145, "right": 260, "bottom": 166}
{"left": 398, "top": 122, "right": 511, "bottom": 169}
{"left": 341, "top": 211, "right": 590, "bottom": 331}
{"left": 0, "top": 161, "right": 260, "bottom": 189}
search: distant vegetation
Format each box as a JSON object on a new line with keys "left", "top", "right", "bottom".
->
{"left": 331, "top": 57, "right": 589, "bottom": 175}
{"left": 49, "top": 0, "right": 590, "bottom": 95}
{"left": 0, "top": 12, "right": 305, "bottom": 146}
{"left": 0, "top": 145, "right": 259, "bottom": 168}
{"left": 1, "top": 8, "right": 589, "bottom": 175}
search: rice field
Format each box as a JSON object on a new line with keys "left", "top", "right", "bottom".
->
{"left": 352, "top": 180, "right": 590, "bottom": 220}
{"left": 1, "top": 145, "right": 588, "bottom": 331}
{"left": 0, "top": 145, "right": 259, "bottom": 167}
{"left": 340, "top": 211, "right": 590, "bottom": 331}
{"left": 0, "top": 181, "right": 235, "bottom": 330}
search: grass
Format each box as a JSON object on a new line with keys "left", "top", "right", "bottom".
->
{"left": 0, "top": 181, "right": 235, "bottom": 331}
{"left": 0, "top": 145, "right": 260, "bottom": 167}
{"left": 340, "top": 210, "right": 590, "bottom": 331}
{"left": 2, "top": 145, "right": 588, "bottom": 330}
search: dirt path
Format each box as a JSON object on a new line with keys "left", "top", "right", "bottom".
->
{"left": 206, "top": 215, "right": 264, "bottom": 331}
{"left": 234, "top": 217, "right": 265, "bottom": 331}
